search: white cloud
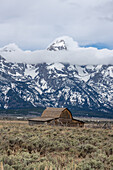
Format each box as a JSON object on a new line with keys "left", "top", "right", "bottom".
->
{"left": 0, "top": 39, "right": 113, "bottom": 65}
{"left": 0, "top": 0, "right": 113, "bottom": 50}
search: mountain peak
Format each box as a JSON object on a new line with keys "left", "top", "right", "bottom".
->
{"left": 0, "top": 43, "right": 22, "bottom": 52}
{"left": 47, "top": 36, "right": 79, "bottom": 51}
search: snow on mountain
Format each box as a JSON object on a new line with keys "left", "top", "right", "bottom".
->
{"left": 0, "top": 54, "right": 113, "bottom": 117}
{"left": 47, "top": 36, "right": 79, "bottom": 51}
{"left": 47, "top": 63, "right": 65, "bottom": 71}
{"left": 0, "top": 43, "right": 22, "bottom": 53}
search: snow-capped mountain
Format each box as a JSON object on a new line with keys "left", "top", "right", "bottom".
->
{"left": 0, "top": 43, "right": 22, "bottom": 53}
{"left": 0, "top": 54, "right": 113, "bottom": 117}
{"left": 47, "top": 36, "right": 78, "bottom": 51}
{"left": 0, "top": 37, "right": 113, "bottom": 117}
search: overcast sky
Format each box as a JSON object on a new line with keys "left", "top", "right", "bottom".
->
{"left": 0, "top": 0, "right": 113, "bottom": 50}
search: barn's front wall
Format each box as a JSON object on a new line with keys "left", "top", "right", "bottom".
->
{"left": 29, "top": 119, "right": 84, "bottom": 127}
{"left": 49, "top": 118, "right": 84, "bottom": 127}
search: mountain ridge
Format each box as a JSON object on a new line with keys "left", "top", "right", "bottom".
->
{"left": 0, "top": 36, "right": 113, "bottom": 118}
{"left": 0, "top": 55, "right": 113, "bottom": 117}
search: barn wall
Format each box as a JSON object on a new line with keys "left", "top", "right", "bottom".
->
{"left": 29, "top": 118, "right": 84, "bottom": 127}
{"left": 58, "top": 118, "right": 84, "bottom": 127}
{"left": 72, "top": 120, "right": 84, "bottom": 127}
{"left": 29, "top": 120, "right": 45, "bottom": 125}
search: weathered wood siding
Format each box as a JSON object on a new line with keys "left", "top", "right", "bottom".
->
{"left": 29, "top": 120, "right": 45, "bottom": 125}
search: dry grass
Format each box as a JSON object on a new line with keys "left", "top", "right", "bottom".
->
{"left": 0, "top": 125, "right": 3, "bottom": 128}
{"left": 0, "top": 120, "right": 28, "bottom": 124}
{"left": 0, "top": 121, "right": 113, "bottom": 169}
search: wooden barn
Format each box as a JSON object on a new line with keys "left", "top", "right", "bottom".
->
{"left": 29, "top": 107, "right": 84, "bottom": 127}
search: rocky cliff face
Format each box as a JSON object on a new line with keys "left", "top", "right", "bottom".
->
{"left": 47, "top": 39, "right": 67, "bottom": 51}
{"left": 0, "top": 55, "right": 113, "bottom": 116}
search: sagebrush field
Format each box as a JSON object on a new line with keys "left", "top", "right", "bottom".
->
{"left": 0, "top": 121, "right": 113, "bottom": 170}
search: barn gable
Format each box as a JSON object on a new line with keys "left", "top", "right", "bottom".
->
{"left": 60, "top": 108, "right": 72, "bottom": 119}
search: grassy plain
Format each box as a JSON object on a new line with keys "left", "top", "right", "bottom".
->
{"left": 0, "top": 120, "right": 113, "bottom": 170}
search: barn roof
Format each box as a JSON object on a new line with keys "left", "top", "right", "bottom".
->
{"left": 29, "top": 117, "right": 54, "bottom": 122}
{"left": 72, "top": 118, "right": 84, "bottom": 123}
{"left": 41, "top": 107, "right": 69, "bottom": 118}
